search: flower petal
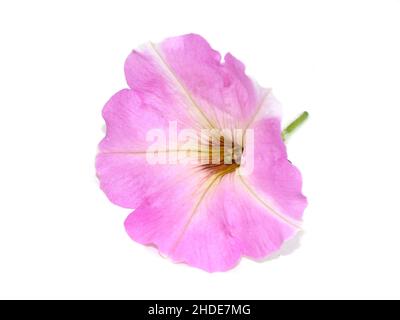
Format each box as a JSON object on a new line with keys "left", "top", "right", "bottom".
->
{"left": 126, "top": 33, "right": 271, "bottom": 129}
{"left": 125, "top": 173, "right": 298, "bottom": 272}
{"left": 96, "top": 89, "right": 201, "bottom": 208}
{"left": 241, "top": 111, "right": 307, "bottom": 221}
{"left": 125, "top": 40, "right": 213, "bottom": 129}
{"left": 159, "top": 34, "right": 270, "bottom": 127}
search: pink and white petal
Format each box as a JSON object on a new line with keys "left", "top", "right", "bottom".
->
{"left": 125, "top": 173, "right": 298, "bottom": 272}
{"left": 124, "top": 168, "right": 214, "bottom": 254}
{"left": 125, "top": 34, "right": 268, "bottom": 128}
{"left": 240, "top": 116, "right": 307, "bottom": 222}
{"left": 99, "top": 89, "right": 163, "bottom": 152}
{"left": 96, "top": 153, "right": 198, "bottom": 209}
{"left": 96, "top": 89, "right": 201, "bottom": 208}
{"left": 125, "top": 42, "right": 212, "bottom": 130}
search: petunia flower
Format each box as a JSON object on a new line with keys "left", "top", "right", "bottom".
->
{"left": 96, "top": 34, "right": 307, "bottom": 272}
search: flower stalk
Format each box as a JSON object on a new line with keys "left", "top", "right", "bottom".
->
{"left": 282, "top": 111, "right": 309, "bottom": 141}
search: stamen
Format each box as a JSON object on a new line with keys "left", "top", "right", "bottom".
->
{"left": 200, "top": 133, "right": 242, "bottom": 176}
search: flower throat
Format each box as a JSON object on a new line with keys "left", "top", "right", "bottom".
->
{"left": 201, "top": 135, "right": 243, "bottom": 176}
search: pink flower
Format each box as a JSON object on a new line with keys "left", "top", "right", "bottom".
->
{"left": 96, "top": 34, "right": 307, "bottom": 272}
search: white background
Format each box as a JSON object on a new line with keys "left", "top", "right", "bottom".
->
{"left": 1, "top": 0, "right": 399, "bottom": 300}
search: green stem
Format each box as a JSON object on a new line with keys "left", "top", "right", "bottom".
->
{"left": 282, "top": 111, "right": 309, "bottom": 141}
